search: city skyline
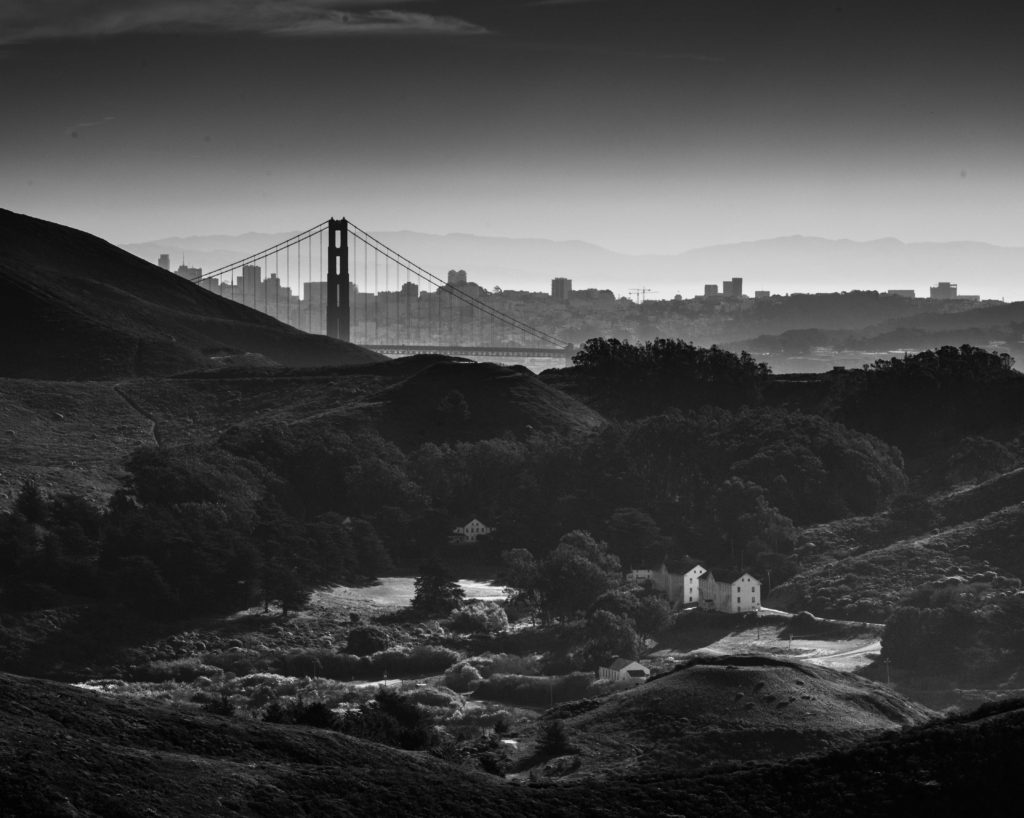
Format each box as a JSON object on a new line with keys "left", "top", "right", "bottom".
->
{"left": 3, "top": 1, "right": 1024, "bottom": 272}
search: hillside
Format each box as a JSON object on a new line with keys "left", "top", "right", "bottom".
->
{"left": 2, "top": 669, "right": 1020, "bottom": 817}
{"left": 0, "top": 209, "right": 383, "bottom": 380}
{"left": 547, "top": 654, "right": 933, "bottom": 776}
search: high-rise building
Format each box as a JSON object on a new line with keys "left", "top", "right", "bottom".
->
{"left": 704, "top": 284, "right": 719, "bottom": 297}
{"left": 730, "top": 277, "right": 743, "bottom": 298}
{"left": 721, "top": 280, "right": 734, "bottom": 297}
{"left": 401, "top": 281, "right": 420, "bottom": 298}
{"left": 176, "top": 263, "right": 202, "bottom": 279}
{"left": 447, "top": 269, "right": 468, "bottom": 285}
{"left": 240, "top": 264, "right": 262, "bottom": 297}
{"left": 930, "top": 282, "right": 957, "bottom": 299}
{"left": 551, "top": 277, "right": 573, "bottom": 300}
{"left": 157, "top": 253, "right": 170, "bottom": 271}
{"left": 754, "top": 290, "right": 770, "bottom": 299}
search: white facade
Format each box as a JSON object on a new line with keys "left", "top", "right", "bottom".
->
{"left": 698, "top": 571, "right": 762, "bottom": 613}
{"left": 451, "top": 518, "right": 493, "bottom": 543}
{"left": 598, "top": 658, "right": 650, "bottom": 684}
{"left": 651, "top": 562, "right": 707, "bottom": 605}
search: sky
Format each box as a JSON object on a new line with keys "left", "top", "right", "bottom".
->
{"left": 3, "top": 0, "right": 1024, "bottom": 267}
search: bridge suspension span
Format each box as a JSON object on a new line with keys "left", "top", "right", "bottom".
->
{"left": 192, "top": 218, "right": 572, "bottom": 362}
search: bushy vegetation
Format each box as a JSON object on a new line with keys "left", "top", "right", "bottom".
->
{"left": 571, "top": 337, "right": 770, "bottom": 415}
{"left": 883, "top": 574, "right": 1024, "bottom": 682}
{"left": 473, "top": 672, "right": 598, "bottom": 708}
{"left": 0, "top": 444, "right": 391, "bottom": 617}
{"left": 836, "top": 345, "right": 1022, "bottom": 456}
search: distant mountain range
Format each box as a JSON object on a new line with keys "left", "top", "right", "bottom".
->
{"left": 121, "top": 231, "right": 1024, "bottom": 302}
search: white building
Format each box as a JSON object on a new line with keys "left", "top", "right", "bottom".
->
{"left": 451, "top": 518, "right": 493, "bottom": 543}
{"left": 698, "top": 570, "right": 762, "bottom": 613}
{"left": 649, "top": 561, "right": 707, "bottom": 607}
{"left": 597, "top": 658, "right": 650, "bottom": 684}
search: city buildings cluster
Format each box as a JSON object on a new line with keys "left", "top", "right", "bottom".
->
{"left": 159, "top": 253, "right": 988, "bottom": 346}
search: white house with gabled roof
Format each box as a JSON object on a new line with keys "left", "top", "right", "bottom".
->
{"left": 647, "top": 559, "right": 707, "bottom": 607}
{"left": 698, "top": 569, "right": 761, "bottom": 613}
{"left": 451, "top": 518, "right": 493, "bottom": 543}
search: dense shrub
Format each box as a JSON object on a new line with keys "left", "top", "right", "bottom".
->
{"left": 130, "top": 658, "right": 224, "bottom": 683}
{"left": 346, "top": 625, "right": 392, "bottom": 656}
{"left": 443, "top": 662, "right": 483, "bottom": 692}
{"left": 449, "top": 601, "right": 509, "bottom": 633}
{"left": 473, "top": 672, "right": 596, "bottom": 708}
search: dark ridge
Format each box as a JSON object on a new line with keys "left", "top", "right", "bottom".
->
{"left": 0, "top": 209, "right": 384, "bottom": 380}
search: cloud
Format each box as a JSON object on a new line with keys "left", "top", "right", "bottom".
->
{"left": 0, "top": 1, "right": 488, "bottom": 45}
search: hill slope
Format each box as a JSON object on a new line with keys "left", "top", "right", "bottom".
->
{"left": 554, "top": 654, "right": 933, "bottom": 775}
{"left": 2, "top": 669, "right": 1020, "bottom": 817}
{"left": 0, "top": 209, "right": 383, "bottom": 379}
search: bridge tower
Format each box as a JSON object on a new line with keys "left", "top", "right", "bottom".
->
{"left": 326, "top": 218, "right": 350, "bottom": 341}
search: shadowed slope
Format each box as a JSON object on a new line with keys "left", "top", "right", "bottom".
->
{"left": 555, "top": 654, "right": 934, "bottom": 774}
{"left": 0, "top": 670, "right": 1020, "bottom": 817}
{"left": 0, "top": 209, "right": 383, "bottom": 379}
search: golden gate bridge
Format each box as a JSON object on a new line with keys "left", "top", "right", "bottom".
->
{"left": 192, "top": 218, "right": 573, "bottom": 363}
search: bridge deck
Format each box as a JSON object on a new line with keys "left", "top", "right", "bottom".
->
{"left": 363, "top": 344, "right": 573, "bottom": 359}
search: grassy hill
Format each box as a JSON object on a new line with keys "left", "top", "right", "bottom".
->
{"left": 0, "top": 209, "right": 383, "bottom": 380}
{"left": 543, "top": 654, "right": 933, "bottom": 776}
{"left": 1, "top": 669, "right": 1020, "bottom": 817}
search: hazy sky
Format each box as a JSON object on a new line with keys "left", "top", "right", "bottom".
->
{"left": 3, "top": 0, "right": 1024, "bottom": 260}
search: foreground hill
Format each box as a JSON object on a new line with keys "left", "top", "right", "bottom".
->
{"left": 0, "top": 209, "right": 382, "bottom": 379}
{"left": 549, "top": 654, "right": 933, "bottom": 776}
{"left": 1, "top": 670, "right": 1020, "bottom": 817}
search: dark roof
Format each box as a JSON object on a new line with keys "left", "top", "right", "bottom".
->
{"left": 661, "top": 557, "right": 705, "bottom": 575}
{"left": 710, "top": 569, "right": 760, "bottom": 585}
{"left": 608, "top": 658, "right": 635, "bottom": 671}
{"left": 626, "top": 669, "right": 649, "bottom": 678}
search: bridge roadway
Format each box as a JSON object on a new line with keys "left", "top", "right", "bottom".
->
{"left": 363, "top": 343, "right": 574, "bottom": 360}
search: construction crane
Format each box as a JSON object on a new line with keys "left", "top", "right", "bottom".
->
{"left": 629, "top": 288, "right": 656, "bottom": 304}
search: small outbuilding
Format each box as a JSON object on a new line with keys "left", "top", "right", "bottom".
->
{"left": 597, "top": 658, "right": 651, "bottom": 684}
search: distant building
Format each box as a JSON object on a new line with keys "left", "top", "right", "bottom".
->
{"left": 401, "top": 281, "right": 420, "bottom": 298}
{"left": 698, "top": 570, "right": 761, "bottom": 613}
{"left": 887, "top": 289, "right": 916, "bottom": 298}
{"left": 451, "top": 518, "right": 493, "bottom": 543}
{"left": 176, "top": 263, "right": 202, "bottom": 279}
{"left": 597, "top": 658, "right": 650, "bottom": 684}
{"left": 551, "top": 277, "right": 573, "bottom": 301}
{"left": 704, "top": 284, "right": 719, "bottom": 297}
{"left": 754, "top": 290, "right": 771, "bottom": 299}
{"left": 722, "top": 277, "right": 743, "bottom": 298}
{"left": 447, "top": 269, "right": 468, "bottom": 286}
{"left": 157, "top": 253, "right": 170, "bottom": 271}
{"left": 649, "top": 561, "right": 707, "bottom": 607}
{"left": 303, "top": 281, "right": 328, "bottom": 305}
{"left": 930, "top": 282, "right": 957, "bottom": 299}
{"left": 239, "top": 264, "right": 262, "bottom": 301}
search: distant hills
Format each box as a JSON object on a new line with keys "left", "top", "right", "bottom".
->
{"left": 0, "top": 209, "right": 383, "bottom": 379}
{"left": 122, "top": 229, "right": 1024, "bottom": 302}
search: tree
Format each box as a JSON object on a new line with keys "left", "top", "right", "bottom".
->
{"left": 604, "top": 507, "right": 664, "bottom": 569}
{"left": 584, "top": 609, "right": 639, "bottom": 665}
{"left": 537, "top": 718, "right": 574, "bottom": 757}
{"left": 412, "top": 558, "right": 465, "bottom": 616}
{"left": 633, "top": 595, "right": 671, "bottom": 645}
{"left": 537, "top": 531, "right": 621, "bottom": 621}
{"left": 13, "top": 481, "right": 47, "bottom": 524}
